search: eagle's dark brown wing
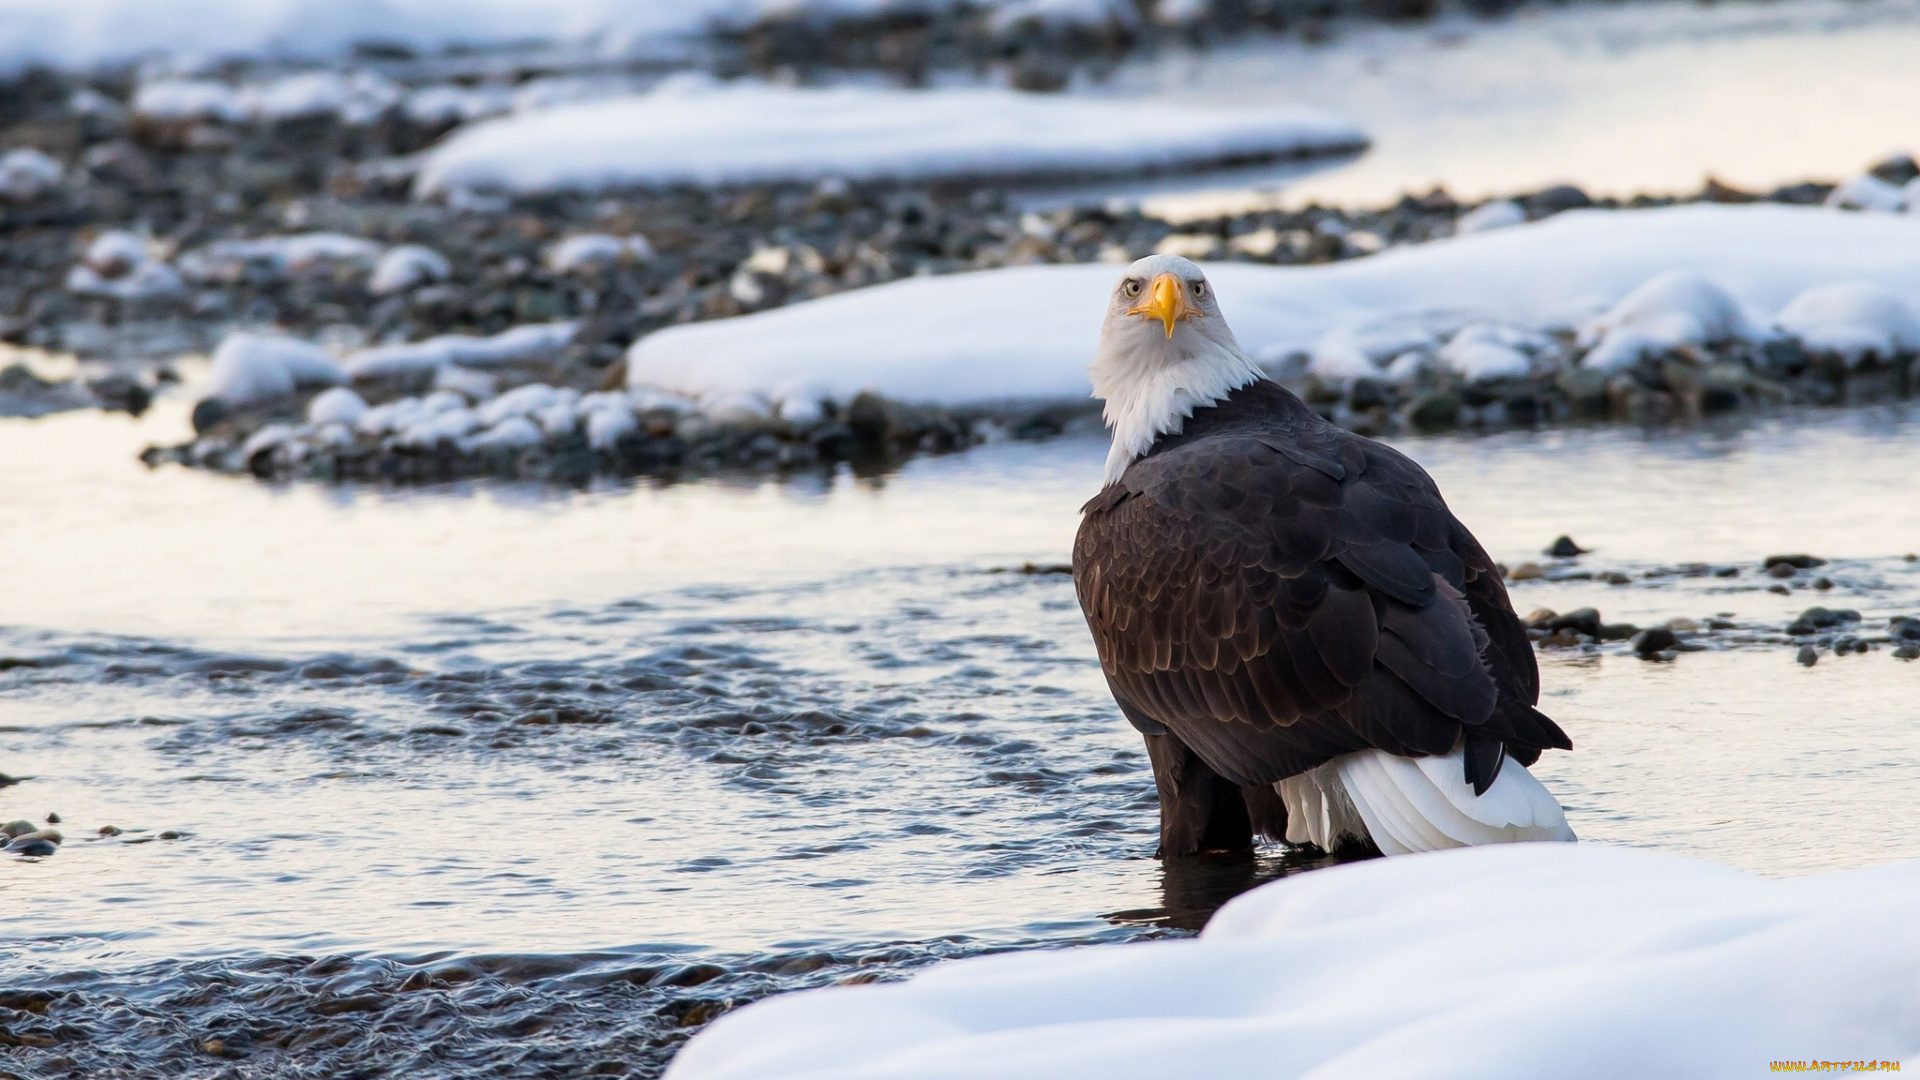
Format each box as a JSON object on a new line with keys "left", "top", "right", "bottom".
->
{"left": 1073, "top": 422, "right": 1569, "bottom": 795}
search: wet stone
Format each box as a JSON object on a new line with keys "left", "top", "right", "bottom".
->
{"left": 1545, "top": 535, "right": 1587, "bottom": 558}
{"left": 1632, "top": 628, "right": 1679, "bottom": 658}
{"left": 1, "top": 820, "right": 37, "bottom": 839}
{"left": 8, "top": 836, "right": 57, "bottom": 856}
{"left": 1797, "top": 645, "right": 1820, "bottom": 667}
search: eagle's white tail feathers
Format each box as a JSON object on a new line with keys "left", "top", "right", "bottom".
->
{"left": 1276, "top": 744, "right": 1575, "bottom": 856}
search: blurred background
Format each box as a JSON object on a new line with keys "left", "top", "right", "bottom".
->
{"left": 2, "top": 1, "right": 1919, "bottom": 1076}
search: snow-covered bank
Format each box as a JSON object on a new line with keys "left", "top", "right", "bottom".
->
{"left": 413, "top": 83, "right": 1366, "bottom": 196}
{"left": 626, "top": 203, "right": 1920, "bottom": 415}
{"left": 667, "top": 843, "right": 1919, "bottom": 1079}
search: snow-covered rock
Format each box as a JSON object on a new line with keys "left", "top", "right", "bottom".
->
{"left": 1438, "top": 322, "right": 1539, "bottom": 380}
{"left": 343, "top": 322, "right": 577, "bottom": 378}
{"left": 666, "top": 843, "right": 1920, "bottom": 1080}
{"left": 1774, "top": 281, "right": 1920, "bottom": 364}
{"left": 1825, "top": 173, "right": 1911, "bottom": 213}
{"left": 414, "top": 82, "right": 1365, "bottom": 196}
{"left": 65, "top": 230, "right": 187, "bottom": 301}
{"left": 626, "top": 204, "right": 1920, "bottom": 410}
{"left": 368, "top": 245, "right": 452, "bottom": 295}
{"left": 306, "top": 386, "right": 369, "bottom": 426}
{"left": 546, "top": 233, "right": 654, "bottom": 273}
{"left": 203, "top": 332, "right": 345, "bottom": 405}
{"left": 178, "top": 233, "right": 383, "bottom": 285}
{"left": 1453, "top": 198, "right": 1526, "bottom": 234}
{"left": 0, "top": 148, "right": 62, "bottom": 201}
{"left": 459, "top": 415, "right": 545, "bottom": 451}
{"left": 1577, "top": 271, "right": 1765, "bottom": 372}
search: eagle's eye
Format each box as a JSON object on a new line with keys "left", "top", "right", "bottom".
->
{"left": 1190, "top": 280, "right": 1208, "bottom": 300}
{"left": 1121, "top": 278, "right": 1142, "bottom": 298}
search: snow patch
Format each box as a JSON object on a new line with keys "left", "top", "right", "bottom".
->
{"left": 1453, "top": 198, "right": 1526, "bottom": 234}
{"left": 368, "top": 245, "right": 452, "bottom": 295}
{"left": 0, "top": 148, "right": 61, "bottom": 201}
{"left": 547, "top": 233, "right": 654, "bottom": 274}
{"left": 343, "top": 322, "right": 577, "bottom": 378}
{"left": 179, "top": 233, "right": 383, "bottom": 285}
{"left": 204, "top": 332, "right": 344, "bottom": 405}
{"left": 1577, "top": 271, "right": 1764, "bottom": 372}
{"left": 666, "top": 844, "right": 1920, "bottom": 1080}
{"left": 414, "top": 82, "right": 1365, "bottom": 195}
{"left": 626, "top": 204, "right": 1920, "bottom": 407}
{"left": 1774, "top": 281, "right": 1920, "bottom": 364}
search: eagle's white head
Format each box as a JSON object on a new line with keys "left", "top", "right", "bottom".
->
{"left": 1089, "top": 254, "right": 1265, "bottom": 485}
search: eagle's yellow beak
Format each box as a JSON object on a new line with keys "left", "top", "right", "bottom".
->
{"left": 1127, "top": 272, "right": 1195, "bottom": 338}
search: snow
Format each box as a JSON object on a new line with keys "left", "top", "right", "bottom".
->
{"left": 64, "top": 230, "right": 187, "bottom": 301}
{"left": 305, "top": 386, "right": 369, "bottom": 426}
{"left": 1774, "top": 281, "right": 1920, "bottom": 364}
{"left": 1437, "top": 322, "right": 1538, "bottom": 381}
{"left": 342, "top": 322, "right": 577, "bottom": 378}
{"left": 1825, "top": 173, "right": 1911, "bottom": 213}
{"left": 413, "top": 82, "right": 1366, "bottom": 196}
{"left": 178, "top": 233, "right": 383, "bottom": 285}
{"left": 0, "top": 147, "right": 61, "bottom": 201}
{"left": 666, "top": 843, "right": 1920, "bottom": 1080}
{"left": 203, "top": 332, "right": 344, "bottom": 405}
{"left": 627, "top": 204, "right": 1920, "bottom": 409}
{"left": 369, "top": 245, "right": 452, "bottom": 295}
{"left": 1454, "top": 198, "right": 1526, "bottom": 234}
{"left": 1576, "top": 271, "right": 1764, "bottom": 372}
{"left": 547, "top": 233, "right": 654, "bottom": 273}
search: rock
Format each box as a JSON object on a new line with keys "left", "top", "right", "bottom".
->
{"left": 1406, "top": 392, "right": 1460, "bottom": 431}
{"left": 24, "top": 829, "right": 61, "bottom": 845}
{"left": 1768, "top": 584, "right": 1790, "bottom": 595}
{"left": 1766, "top": 562, "right": 1798, "bottom": 579}
{"left": 1601, "top": 571, "right": 1631, "bottom": 585}
{"left": 1867, "top": 153, "right": 1920, "bottom": 186}
{"left": 45, "top": 812, "right": 59, "bottom": 823}
{"left": 1542, "top": 628, "right": 1581, "bottom": 648}
{"left": 1832, "top": 635, "right": 1864, "bottom": 655}
{"left": 1544, "top": 536, "right": 1586, "bottom": 558}
{"left": 1507, "top": 562, "right": 1545, "bottom": 581}
{"left": 1548, "top": 608, "right": 1602, "bottom": 636}
{"left": 1664, "top": 617, "right": 1700, "bottom": 632}
{"left": 1713, "top": 566, "right": 1739, "bottom": 578}
{"left": 98, "top": 825, "right": 123, "bottom": 836}
{"left": 1632, "top": 627, "right": 1678, "bottom": 657}
{"left": 1796, "top": 644, "right": 1819, "bottom": 666}
{"left": 1522, "top": 607, "right": 1557, "bottom": 629}
{"left": 1, "top": 819, "right": 37, "bottom": 839}
{"left": 1526, "top": 185, "right": 1593, "bottom": 215}
{"left": 1598, "top": 623, "right": 1639, "bottom": 641}
{"left": 1786, "top": 607, "right": 1861, "bottom": 636}
{"left": 1764, "top": 554, "right": 1826, "bottom": 570}
{"left": 1888, "top": 616, "right": 1920, "bottom": 642}
{"left": 7, "top": 837, "right": 56, "bottom": 856}
{"left": 158, "top": 829, "right": 185, "bottom": 840}
{"left": 1811, "top": 577, "right": 1834, "bottom": 591}
{"left": 0, "top": 773, "right": 15, "bottom": 787}
{"left": 1895, "top": 644, "right": 1920, "bottom": 660}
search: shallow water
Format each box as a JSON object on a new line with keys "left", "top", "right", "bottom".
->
{"left": 1106, "top": 0, "right": 1920, "bottom": 212}
{"left": 4, "top": 400, "right": 1920, "bottom": 1075}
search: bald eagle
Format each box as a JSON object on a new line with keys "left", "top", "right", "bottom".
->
{"left": 1073, "top": 255, "right": 1575, "bottom": 858}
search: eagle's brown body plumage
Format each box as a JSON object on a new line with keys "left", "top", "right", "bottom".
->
{"left": 1073, "top": 379, "right": 1571, "bottom": 856}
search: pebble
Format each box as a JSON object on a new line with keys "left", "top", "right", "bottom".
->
{"left": 97, "top": 825, "right": 122, "bottom": 836}
{"left": 1766, "top": 563, "right": 1798, "bottom": 579}
{"left": 1797, "top": 645, "right": 1820, "bottom": 666}
{"left": 1768, "top": 584, "right": 1791, "bottom": 596}
{"left": 45, "top": 811, "right": 60, "bottom": 823}
{"left": 1895, "top": 645, "right": 1920, "bottom": 661}
{"left": 1, "top": 819, "right": 37, "bottom": 839}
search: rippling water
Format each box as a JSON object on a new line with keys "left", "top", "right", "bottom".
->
{"left": 4, "top": 400, "right": 1920, "bottom": 1076}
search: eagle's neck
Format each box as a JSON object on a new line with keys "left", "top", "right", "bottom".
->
{"left": 1090, "top": 339, "right": 1264, "bottom": 485}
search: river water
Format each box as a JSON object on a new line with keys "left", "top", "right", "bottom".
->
{"left": 4, "top": 396, "right": 1920, "bottom": 1076}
